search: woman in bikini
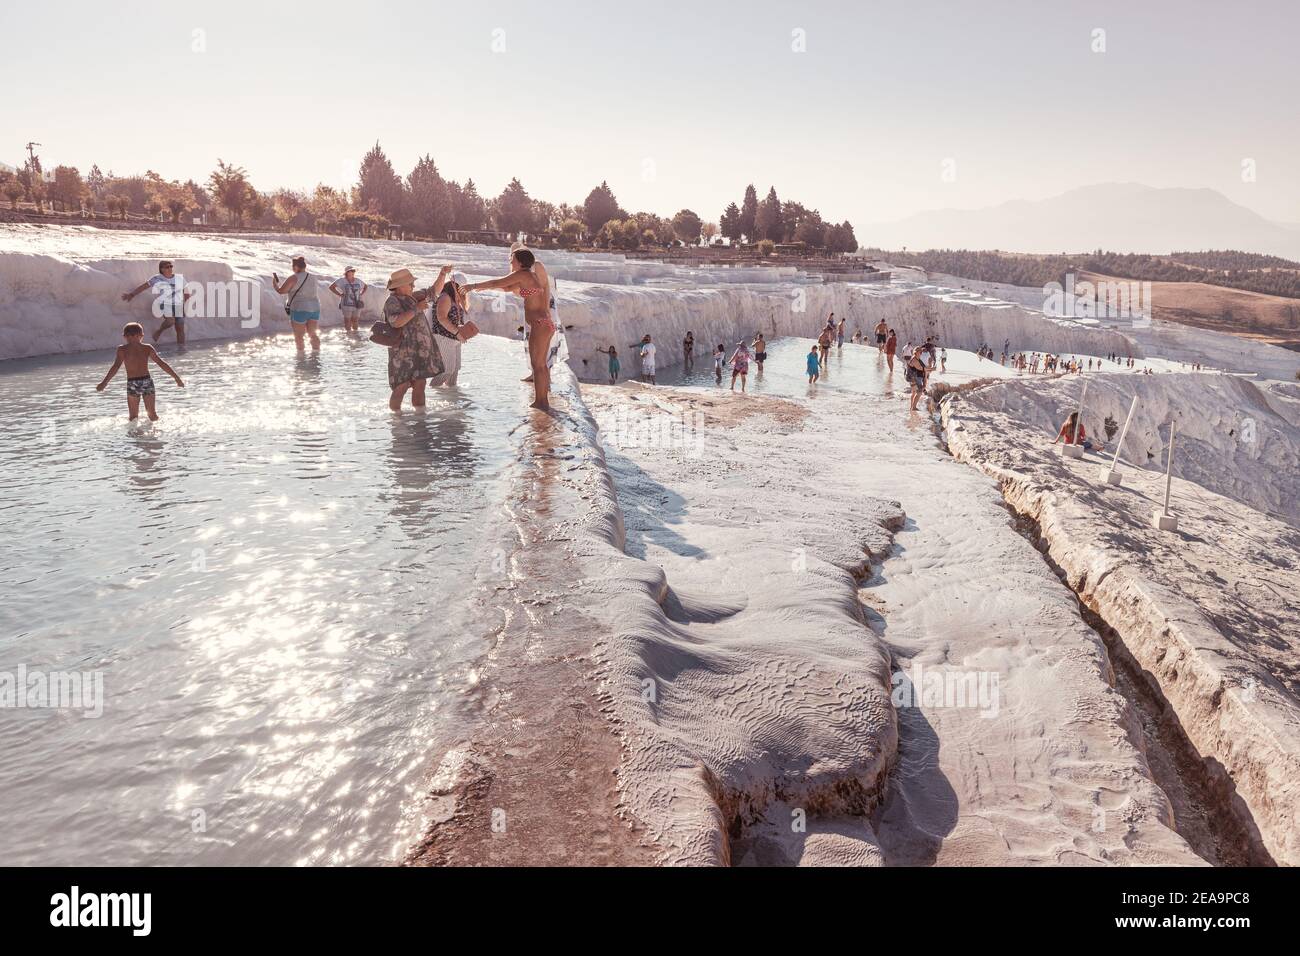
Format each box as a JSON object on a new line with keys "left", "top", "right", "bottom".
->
{"left": 462, "top": 248, "right": 555, "bottom": 410}
{"left": 510, "top": 242, "right": 555, "bottom": 385}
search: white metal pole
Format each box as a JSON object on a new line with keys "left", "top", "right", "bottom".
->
{"left": 1102, "top": 394, "right": 1139, "bottom": 484}
{"left": 1163, "top": 421, "right": 1176, "bottom": 516}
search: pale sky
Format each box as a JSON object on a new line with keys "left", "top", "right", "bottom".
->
{"left": 5, "top": 0, "right": 1298, "bottom": 229}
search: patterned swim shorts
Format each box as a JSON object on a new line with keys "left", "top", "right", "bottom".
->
{"left": 127, "top": 376, "right": 155, "bottom": 396}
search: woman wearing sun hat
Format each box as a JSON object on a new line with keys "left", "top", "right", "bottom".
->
{"left": 382, "top": 265, "right": 448, "bottom": 410}
{"left": 328, "top": 266, "right": 367, "bottom": 333}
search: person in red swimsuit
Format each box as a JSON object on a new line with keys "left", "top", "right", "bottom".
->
{"left": 462, "top": 248, "right": 555, "bottom": 410}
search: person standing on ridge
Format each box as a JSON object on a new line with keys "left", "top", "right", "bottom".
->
{"left": 122, "top": 260, "right": 191, "bottom": 346}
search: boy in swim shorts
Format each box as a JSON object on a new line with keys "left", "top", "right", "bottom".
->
{"left": 96, "top": 322, "right": 185, "bottom": 421}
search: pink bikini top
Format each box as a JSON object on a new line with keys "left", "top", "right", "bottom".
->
{"left": 518, "top": 286, "right": 542, "bottom": 298}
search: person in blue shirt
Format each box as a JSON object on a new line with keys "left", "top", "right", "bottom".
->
{"left": 806, "top": 346, "right": 820, "bottom": 384}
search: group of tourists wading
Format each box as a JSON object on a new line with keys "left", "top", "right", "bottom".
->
{"left": 106, "top": 243, "right": 558, "bottom": 420}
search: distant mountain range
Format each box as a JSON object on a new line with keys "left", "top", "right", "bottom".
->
{"left": 866, "top": 183, "right": 1300, "bottom": 259}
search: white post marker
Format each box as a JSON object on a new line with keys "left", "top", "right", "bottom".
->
{"left": 1100, "top": 394, "right": 1139, "bottom": 486}
{"left": 1153, "top": 421, "right": 1179, "bottom": 531}
{"left": 1062, "top": 380, "right": 1087, "bottom": 458}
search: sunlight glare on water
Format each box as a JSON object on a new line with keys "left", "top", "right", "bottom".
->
{"left": 0, "top": 330, "right": 528, "bottom": 865}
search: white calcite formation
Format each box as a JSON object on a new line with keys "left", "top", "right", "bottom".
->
{"left": 919, "top": 271, "right": 1300, "bottom": 383}
{"left": 571, "top": 369, "right": 1200, "bottom": 865}
{"left": 945, "top": 371, "right": 1300, "bottom": 525}
{"left": 0, "top": 225, "right": 1188, "bottom": 372}
{"left": 942, "top": 376, "right": 1300, "bottom": 865}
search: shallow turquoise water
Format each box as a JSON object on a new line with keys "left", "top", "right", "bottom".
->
{"left": 0, "top": 331, "right": 528, "bottom": 864}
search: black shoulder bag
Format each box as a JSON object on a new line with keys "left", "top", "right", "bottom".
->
{"left": 284, "top": 273, "right": 310, "bottom": 317}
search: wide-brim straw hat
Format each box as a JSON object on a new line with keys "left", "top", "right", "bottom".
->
{"left": 387, "top": 268, "right": 416, "bottom": 290}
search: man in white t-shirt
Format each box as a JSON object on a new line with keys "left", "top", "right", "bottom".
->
{"left": 122, "top": 260, "right": 191, "bottom": 344}
{"left": 633, "top": 334, "right": 656, "bottom": 384}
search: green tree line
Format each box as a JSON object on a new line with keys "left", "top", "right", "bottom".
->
{"left": 1, "top": 143, "right": 859, "bottom": 253}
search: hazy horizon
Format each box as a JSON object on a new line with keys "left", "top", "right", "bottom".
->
{"left": 6, "top": 0, "right": 1299, "bottom": 236}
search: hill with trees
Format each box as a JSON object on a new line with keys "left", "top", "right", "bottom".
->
{"left": 875, "top": 248, "right": 1300, "bottom": 300}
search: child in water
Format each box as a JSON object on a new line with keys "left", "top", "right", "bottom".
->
{"left": 807, "top": 346, "right": 821, "bottom": 384}
{"left": 96, "top": 322, "right": 185, "bottom": 420}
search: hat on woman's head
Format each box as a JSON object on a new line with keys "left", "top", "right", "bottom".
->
{"left": 450, "top": 271, "right": 469, "bottom": 285}
{"left": 387, "top": 268, "right": 416, "bottom": 290}
{"left": 509, "top": 241, "right": 527, "bottom": 253}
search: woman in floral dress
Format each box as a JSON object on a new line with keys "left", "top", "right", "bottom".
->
{"left": 383, "top": 267, "right": 448, "bottom": 411}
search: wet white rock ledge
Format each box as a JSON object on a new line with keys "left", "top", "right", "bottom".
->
{"left": 4, "top": 225, "right": 1142, "bottom": 368}
{"left": 941, "top": 379, "right": 1300, "bottom": 866}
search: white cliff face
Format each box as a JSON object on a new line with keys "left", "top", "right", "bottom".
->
{"left": 4, "top": 225, "right": 1296, "bottom": 390}
{"left": 1, "top": 225, "right": 1153, "bottom": 372}
{"left": 915, "top": 271, "right": 1300, "bottom": 382}
{"left": 942, "top": 379, "right": 1300, "bottom": 866}
{"left": 945, "top": 370, "right": 1300, "bottom": 525}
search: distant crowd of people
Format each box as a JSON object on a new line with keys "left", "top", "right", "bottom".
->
{"left": 112, "top": 264, "right": 1212, "bottom": 436}
{"left": 592, "top": 311, "right": 950, "bottom": 413}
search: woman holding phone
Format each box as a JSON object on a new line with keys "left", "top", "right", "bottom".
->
{"left": 272, "top": 256, "right": 321, "bottom": 351}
